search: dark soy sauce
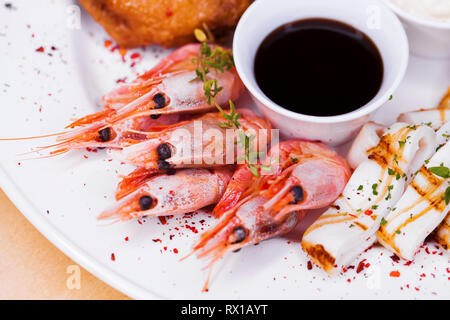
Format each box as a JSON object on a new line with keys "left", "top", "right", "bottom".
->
{"left": 254, "top": 18, "right": 384, "bottom": 117}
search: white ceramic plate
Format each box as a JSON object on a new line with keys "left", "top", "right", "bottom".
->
{"left": 0, "top": 0, "right": 449, "bottom": 299}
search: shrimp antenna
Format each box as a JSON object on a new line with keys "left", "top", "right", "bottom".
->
{"left": 0, "top": 131, "right": 68, "bottom": 141}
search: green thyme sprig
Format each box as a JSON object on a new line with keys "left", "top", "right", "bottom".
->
{"left": 192, "top": 29, "right": 240, "bottom": 126}
{"left": 192, "top": 28, "right": 264, "bottom": 176}
{"left": 217, "top": 100, "right": 241, "bottom": 129}
{"left": 236, "top": 131, "right": 264, "bottom": 176}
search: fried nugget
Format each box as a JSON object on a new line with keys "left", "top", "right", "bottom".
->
{"left": 78, "top": 0, "right": 252, "bottom": 48}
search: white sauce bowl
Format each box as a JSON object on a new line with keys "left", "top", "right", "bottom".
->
{"left": 233, "top": 0, "right": 409, "bottom": 146}
{"left": 382, "top": 0, "right": 450, "bottom": 59}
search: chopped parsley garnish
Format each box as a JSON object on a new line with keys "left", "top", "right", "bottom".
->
{"left": 429, "top": 164, "right": 450, "bottom": 179}
{"left": 385, "top": 185, "right": 394, "bottom": 201}
{"left": 372, "top": 183, "right": 379, "bottom": 196}
{"left": 443, "top": 186, "right": 450, "bottom": 205}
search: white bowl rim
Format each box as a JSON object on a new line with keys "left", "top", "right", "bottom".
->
{"left": 382, "top": 0, "right": 450, "bottom": 30}
{"left": 233, "top": 0, "right": 410, "bottom": 124}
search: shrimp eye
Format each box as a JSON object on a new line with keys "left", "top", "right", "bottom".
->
{"left": 153, "top": 93, "right": 166, "bottom": 109}
{"left": 98, "top": 127, "right": 112, "bottom": 142}
{"left": 157, "top": 159, "right": 172, "bottom": 171}
{"left": 231, "top": 226, "right": 247, "bottom": 244}
{"left": 138, "top": 196, "right": 153, "bottom": 211}
{"left": 290, "top": 186, "right": 304, "bottom": 204}
{"left": 157, "top": 143, "right": 172, "bottom": 160}
{"left": 166, "top": 168, "right": 176, "bottom": 175}
{"left": 150, "top": 114, "right": 161, "bottom": 119}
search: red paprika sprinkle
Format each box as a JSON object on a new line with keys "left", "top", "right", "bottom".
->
{"left": 158, "top": 216, "right": 167, "bottom": 225}
{"left": 111, "top": 253, "right": 115, "bottom": 261}
{"left": 130, "top": 52, "right": 142, "bottom": 60}
{"left": 364, "top": 209, "right": 373, "bottom": 216}
{"left": 185, "top": 224, "right": 198, "bottom": 233}
{"left": 307, "top": 261, "right": 313, "bottom": 270}
{"left": 390, "top": 270, "right": 400, "bottom": 277}
{"left": 35, "top": 46, "right": 44, "bottom": 52}
{"left": 356, "top": 260, "right": 366, "bottom": 273}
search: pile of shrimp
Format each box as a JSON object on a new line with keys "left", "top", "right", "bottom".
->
{"left": 3, "top": 44, "right": 353, "bottom": 291}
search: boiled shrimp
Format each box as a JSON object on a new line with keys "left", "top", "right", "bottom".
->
{"left": 2, "top": 44, "right": 244, "bottom": 156}
{"left": 71, "top": 44, "right": 244, "bottom": 125}
{"left": 112, "top": 109, "right": 272, "bottom": 199}
{"left": 98, "top": 167, "right": 234, "bottom": 222}
{"left": 187, "top": 140, "right": 350, "bottom": 291}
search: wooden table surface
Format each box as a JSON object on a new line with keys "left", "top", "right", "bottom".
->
{"left": 0, "top": 189, "right": 129, "bottom": 300}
